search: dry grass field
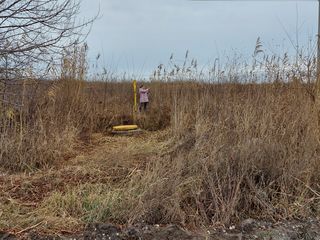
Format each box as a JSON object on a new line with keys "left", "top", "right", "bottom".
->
{"left": 1, "top": 48, "right": 320, "bottom": 235}
{"left": 1, "top": 80, "right": 320, "bottom": 233}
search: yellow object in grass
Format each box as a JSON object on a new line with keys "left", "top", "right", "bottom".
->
{"left": 6, "top": 108, "right": 15, "bottom": 120}
{"left": 112, "top": 125, "right": 138, "bottom": 131}
{"left": 133, "top": 80, "right": 137, "bottom": 112}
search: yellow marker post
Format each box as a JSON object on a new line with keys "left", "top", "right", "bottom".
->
{"left": 133, "top": 80, "right": 137, "bottom": 112}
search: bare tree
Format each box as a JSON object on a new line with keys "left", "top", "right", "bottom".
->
{"left": 0, "top": 0, "right": 92, "bottom": 60}
{"left": 0, "top": 0, "right": 94, "bottom": 105}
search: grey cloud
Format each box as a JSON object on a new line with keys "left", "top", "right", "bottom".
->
{"left": 80, "top": 0, "right": 318, "bottom": 76}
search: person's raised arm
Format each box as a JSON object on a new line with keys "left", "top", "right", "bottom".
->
{"left": 140, "top": 88, "right": 149, "bottom": 93}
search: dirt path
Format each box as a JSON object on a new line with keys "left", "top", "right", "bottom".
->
{"left": 0, "top": 131, "right": 169, "bottom": 234}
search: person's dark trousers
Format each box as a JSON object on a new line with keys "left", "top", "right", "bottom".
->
{"left": 139, "top": 102, "right": 148, "bottom": 112}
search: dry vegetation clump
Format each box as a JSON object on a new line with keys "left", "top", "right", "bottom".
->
{"left": 120, "top": 82, "right": 320, "bottom": 227}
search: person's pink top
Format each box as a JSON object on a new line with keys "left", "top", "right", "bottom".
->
{"left": 139, "top": 88, "right": 149, "bottom": 103}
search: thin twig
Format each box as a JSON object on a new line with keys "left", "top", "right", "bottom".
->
{"left": 16, "top": 221, "right": 43, "bottom": 235}
{"left": 292, "top": 176, "right": 320, "bottom": 198}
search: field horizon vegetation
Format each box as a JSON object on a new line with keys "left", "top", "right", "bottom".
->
{"left": 1, "top": 0, "right": 320, "bottom": 236}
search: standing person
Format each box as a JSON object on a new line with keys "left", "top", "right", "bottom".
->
{"left": 139, "top": 84, "right": 149, "bottom": 112}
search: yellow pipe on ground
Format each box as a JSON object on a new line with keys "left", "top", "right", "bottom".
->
{"left": 112, "top": 125, "right": 138, "bottom": 131}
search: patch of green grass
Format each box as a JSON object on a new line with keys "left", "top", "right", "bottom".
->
{"left": 39, "top": 183, "right": 133, "bottom": 225}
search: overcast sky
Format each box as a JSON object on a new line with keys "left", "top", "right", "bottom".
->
{"left": 80, "top": 0, "right": 318, "bottom": 77}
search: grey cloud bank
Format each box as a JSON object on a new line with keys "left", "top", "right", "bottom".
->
{"left": 80, "top": 0, "right": 317, "bottom": 77}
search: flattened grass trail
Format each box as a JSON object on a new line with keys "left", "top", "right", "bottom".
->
{"left": 0, "top": 131, "right": 168, "bottom": 235}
